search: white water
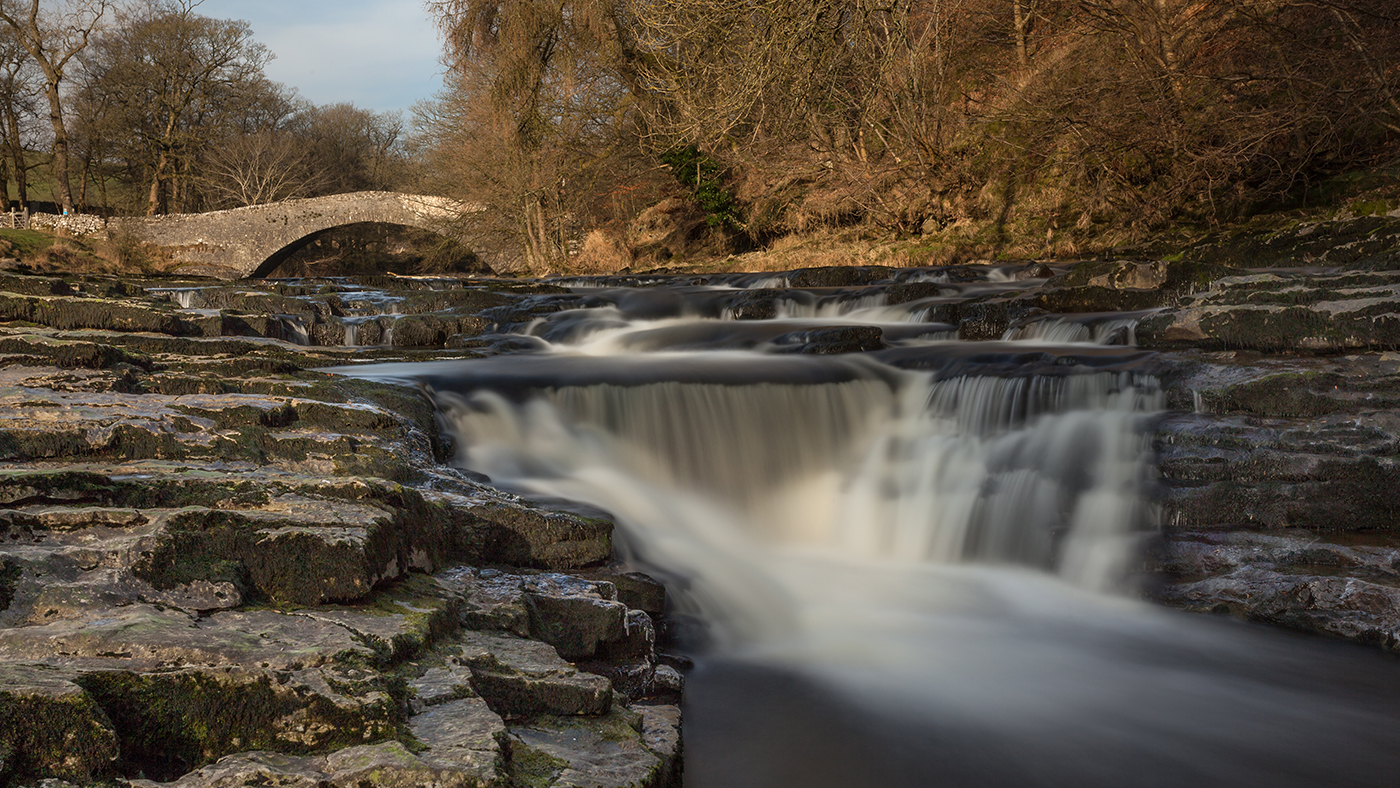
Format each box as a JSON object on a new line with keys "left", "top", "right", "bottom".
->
{"left": 436, "top": 364, "right": 1160, "bottom": 644}
{"left": 277, "top": 315, "right": 310, "bottom": 346}
{"left": 1002, "top": 315, "right": 1143, "bottom": 345}
{"left": 334, "top": 273, "right": 1400, "bottom": 787}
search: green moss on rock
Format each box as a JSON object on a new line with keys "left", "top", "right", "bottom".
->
{"left": 75, "top": 668, "right": 398, "bottom": 782}
{"left": 0, "top": 669, "right": 118, "bottom": 786}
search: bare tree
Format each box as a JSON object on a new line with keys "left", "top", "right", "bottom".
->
{"left": 0, "top": 0, "right": 109, "bottom": 214}
{"left": 0, "top": 25, "right": 42, "bottom": 209}
{"left": 288, "top": 102, "right": 405, "bottom": 194}
{"left": 82, "top": 0, "right": 273, "bottom": 214}
{"left": 423, "top": 0, "right": 661, "bottom": 273}
{"left": 202, "top": 129, "right": 322, "bottom": 207}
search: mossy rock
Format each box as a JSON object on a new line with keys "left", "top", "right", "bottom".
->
{"left": 0, "top": 294, "right": 202, "bottom": 336}
{"left": 306, "top": 573, "right": 465, "bottom": 664}
{"left": 0, "top": 666, "right": 119, "bottom": 786}
{"left": 505, "top": 707, "right": 661, "bottom": 788}
{"left": 0, "top": 272, "right": 74, "bottom": 297}
{"left": 0, "top": 336, "right": 155, "bottom": 371}
{"left": 137, "top": 509, "right": 404, "bottom": 606}
{"left": 0, "top": 429, "right": 92, "bottom": 462}
{"left": 75, "top": 668, "right": 399, "bottom": 782}
{"left": 1182, "top": 215, "right": 1400, "bottom": 271}
{"left": 458, "top": 503, "right": 613, "bottom": 571}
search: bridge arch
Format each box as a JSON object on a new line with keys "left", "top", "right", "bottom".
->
{"left": 112, "top": 191, "right": 476, "bottom": 279}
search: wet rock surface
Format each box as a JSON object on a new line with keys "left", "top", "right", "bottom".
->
{"left": 3, "top": 215, "right": 1400, "bottom": 785}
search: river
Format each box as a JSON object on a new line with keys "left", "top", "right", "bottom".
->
{"left": 334, "top": 265, "right": 1400, "bottom": 788}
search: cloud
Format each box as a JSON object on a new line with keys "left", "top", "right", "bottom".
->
{"left": 193, "top": 0, "right": 444, "bottom": 113}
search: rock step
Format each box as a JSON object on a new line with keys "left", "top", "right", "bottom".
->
{"left": 1, "top": 467, "right": 616, "bottom": 615}
{"left": 0, "top": 665, "right": 119, "bottom": 786}
{"left": 125, "top": 739, "right": 503, "bottom": 788}
{"left": 1153, "top": 530, "right": 1400, "bottom": 650}
{"left": 505, "top": 705, "right": 680, "bottom": 788}
{"left": 455, "top": 631, "right": 613, "bottom": 719}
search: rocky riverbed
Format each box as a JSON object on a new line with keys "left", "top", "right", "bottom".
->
{"left": 1, "top": 213, "right": 1399, "bottom": 787}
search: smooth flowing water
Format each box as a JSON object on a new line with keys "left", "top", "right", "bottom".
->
{"left": 337, "top": 267, "right": 1400, "bottom": 787}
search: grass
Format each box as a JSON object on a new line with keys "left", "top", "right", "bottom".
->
{"left": 0, "top": 228, "right": 61, "bottom": 257}
{"left": 0, "top": 225, "right": 180, "bottom": 276}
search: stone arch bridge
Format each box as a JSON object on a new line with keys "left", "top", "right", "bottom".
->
{"left": 111, "top": 191, "right": 476, "bottom": 279}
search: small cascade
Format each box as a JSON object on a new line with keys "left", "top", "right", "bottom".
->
{"left": 1002, "top": 314, "right": 1145, "bottom": 345}
{"left": 344, "top": 320, "right": 359, "bottom": 347}
{"left": 148, "top": 288, "right": 201, "bottom": 309}
{"left": 744, "top": 275, "right": 789, "bottom": 289}
{"left": 276, "top": 315, "right": 310, "bottom": 346}
{"left": 329, "top": 265, "right": 1400, "bottom": 787}
{"left": 772, "top": 293, "right": 900, "bottom": 320}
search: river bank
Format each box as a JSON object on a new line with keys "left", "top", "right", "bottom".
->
{"left": 0, "top": 213, "right": 1398, "bottom": 786}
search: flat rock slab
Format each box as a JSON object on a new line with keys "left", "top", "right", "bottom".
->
{"left": 506, "top": 707, "right": 668, "bottom": 788}
{"left": 456, "top": 630, "right": 612, "bottom": 719}
{"left": 409, "top": 697, "right": 507, "bottom": 779}
{"left": 0, "top": 605, "right": 374, "bottom": 670}
{"left": 127, "top": 740, "right": 503, "bottom": 788}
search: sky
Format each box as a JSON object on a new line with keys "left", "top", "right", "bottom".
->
{"left": 196, "top": 0, "right": 445, "bottom": 116}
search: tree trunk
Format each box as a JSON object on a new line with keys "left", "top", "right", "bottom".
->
{"left": 8, "top": 110, "right": 28, "bottom": 209}
{"left": 77, "top": 152, "right": 90, "bottom": 213}
{"left": 40, "top": 79, "right": 73, "bottom": 214}
{"left": 1013, "top": 0, "right": 1029, "bottom": 66}
{"left": 97, "top": 153, "right": 109, "bottom": 214}
{"left": 147, "top": 153, "right": 165, "bottom": 216}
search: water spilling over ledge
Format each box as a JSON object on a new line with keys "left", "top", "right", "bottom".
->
{"left": 330, "top": 263, "right": 1400, "bottom": 787}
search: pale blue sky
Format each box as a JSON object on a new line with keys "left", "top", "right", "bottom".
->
{"left": 195, "top": 0, "right": 444, "bottom": 115}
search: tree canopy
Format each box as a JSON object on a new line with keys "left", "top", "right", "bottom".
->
{"left": 0, "top": 0, "right": 410, "bottom": 216}
{"left": 418, "top": 0, "right": 1400, "bottom": 271}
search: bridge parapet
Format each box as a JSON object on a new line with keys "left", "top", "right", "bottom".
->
{"left": 112, "top": 191, "right": 476, "bottom": 279}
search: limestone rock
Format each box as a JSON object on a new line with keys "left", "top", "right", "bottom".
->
{"left": 125, "top": 751, "right": 327, "bottom": 788}
{"left": 468, "top": 503, "right": 613, "bottom": 570}
{"left": 408, "top": 697, "right": 507, "bottom": 781}
{"left": 126, "top": 740, "right": 504, "bottom": 788}
{"left": 0, "top": 665, "right": 118, "bottom": 786}
{"left": 505, "top": 707, "right": 668, "bottom": 788}
{"left": 437, "top": 566, "right": 531, "bottom": 636}
{"left": 456, "top": 631, "right": 612, "bottom": 719}
{"left": 0, "top": 605, "right": 374, "bottom": 671}
{"left": 408, "top": 664, "right": 476, "bottom": 712}
{"left": 523, "top": 575, "right": 629, "bottom": 661}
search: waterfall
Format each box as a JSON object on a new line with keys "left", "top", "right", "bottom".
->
{"left": 276, "top": 315, "right": 310, "bottom": 346}
{"left": 433, "top": 362, "right": 1161, "bottom": 645}
{"left": 330, "top": 269, "right": 1400, "bottom": 788}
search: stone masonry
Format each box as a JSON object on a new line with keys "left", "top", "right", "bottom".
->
{"left": 111, "top": 191, "right": 476, "bottom": 279}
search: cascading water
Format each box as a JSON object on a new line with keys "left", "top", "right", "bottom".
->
{"left": 334, "top": 267, "right": 1400, "bottom": 788}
